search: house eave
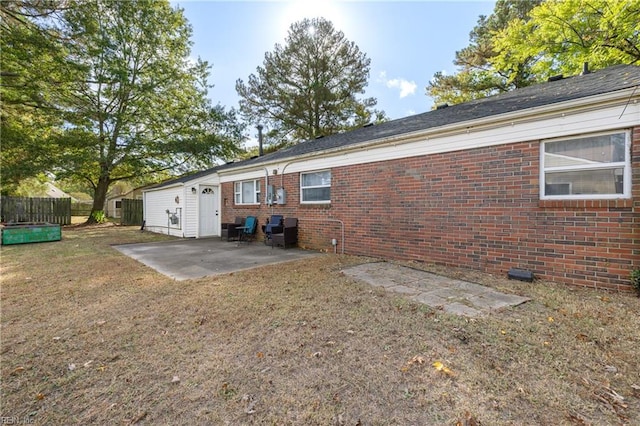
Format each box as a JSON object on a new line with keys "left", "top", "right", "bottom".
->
{"left": 143, "top": 182, "right": 184, "bottom": 193}
{"left": 217, "top": 87, "right": 639, "bottom": 176}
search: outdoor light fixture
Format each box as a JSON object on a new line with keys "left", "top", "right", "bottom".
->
{"left": 191, "top": 187, "right": 197, "bottom": 194}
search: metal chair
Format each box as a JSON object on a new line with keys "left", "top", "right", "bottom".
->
{"left": 237, "top": 216, "right": 258, "bottom": 244}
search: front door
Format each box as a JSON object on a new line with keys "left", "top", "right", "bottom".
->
{"left": 198, "top": 186, "right": 219, "bottom": 237}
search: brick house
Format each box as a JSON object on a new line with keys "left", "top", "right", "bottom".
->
{"left": 145, "top": 64, "right": 640, "bottom": 291}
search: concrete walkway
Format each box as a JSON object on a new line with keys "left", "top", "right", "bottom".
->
{"left": 114, "top": 238, "right": 321, "bottom": 281}
{"left": 342, "top": 262, "right": 530, "bottom": 317}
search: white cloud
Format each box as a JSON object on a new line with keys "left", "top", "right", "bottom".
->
{"left": 378, "top": 71, "right": 417, "bottom": 98}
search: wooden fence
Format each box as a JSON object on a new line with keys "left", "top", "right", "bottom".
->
{"left": 71, "top": 202, "right": 93, "bottom": 216}
{"left": 0, "top": 196, "right": 72, "bottom": 225}
{"left": 121, "top": 198, "right": 143, "bottom": 226}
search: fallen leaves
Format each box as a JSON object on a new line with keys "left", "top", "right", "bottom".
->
{"left": 401, "top": 355, "right": 425, "bottom": 372}
{"left": 432, "top": 361, "right": 455, "bottom": 377}
{"left": 582, "top": 378, "right": 628, "bottom": 422}
{"left": 409, "top": 355, "right": 426, "bottom": 365}
{"left": 456, "top": 411, "right": 481, "bottom": 426}
{"left": 401, "top": 356, "right": 456, "bottom": 377}
{"left": 576, "top": 333, "right": 590, "bottom": 342}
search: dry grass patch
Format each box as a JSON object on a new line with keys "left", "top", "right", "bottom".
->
{"left": 1, "top": 226, "right": 639, "bottom": 424}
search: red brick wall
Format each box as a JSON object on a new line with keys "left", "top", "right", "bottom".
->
{"left": 221, "top": 127, "right": 640, "bottom": 291}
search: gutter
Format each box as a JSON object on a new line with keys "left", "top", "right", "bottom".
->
{"left": 217, "top": 87, "right": 639, "bottom": 176}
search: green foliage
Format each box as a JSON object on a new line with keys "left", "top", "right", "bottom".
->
{"left": 1, "top": 0, "right": 245, "bottom": 220}
{"left": 428, "top": 0, "right": 639, "bottom": 106}
{"left": 90, "top": 210, "right": 107, "bottom": 224}
{"left": 427, "top": 0, "right": 541, "bottom": 106}
{"left": 13, "top": 176, "right": 49, "bottom": 197}
{"left": 236, "top": 17, "right": 387, "bottom": 145}
{"left": 492, "top": 0, "right": 640, "bottom": 82}
{"left": 0, "top": 2, "right": 74, "bottom": 194}
{"left": 631, "top": 269, "right": 640, "bottom": 295}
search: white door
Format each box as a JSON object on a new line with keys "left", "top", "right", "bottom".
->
{"left": 198, "top": 186, "right": 219, "bottom": 237}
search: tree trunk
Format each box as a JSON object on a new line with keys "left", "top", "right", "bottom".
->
{"left": 87, "top": 175, "right": 111, "bottom": 223}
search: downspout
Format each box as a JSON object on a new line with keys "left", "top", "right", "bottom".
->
{"left": 264, "top": 167, "right": 273, "bottom": 214}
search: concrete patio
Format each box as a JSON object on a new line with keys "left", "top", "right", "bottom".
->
{"left": 342, "top": 262, "right": 530, "bottom": 317}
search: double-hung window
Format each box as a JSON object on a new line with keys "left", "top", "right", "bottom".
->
{"left": 301, "top": 170, "right": 331, "bottom": 203}
{"left": 234, "top": 180, "right": 261, "bottom": 204}
{"left": 541, "top": 130, "right": 631, "bottom": 199}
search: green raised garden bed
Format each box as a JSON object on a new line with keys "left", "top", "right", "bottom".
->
{"left": 1, "top": 223, "right": 61, "bottom": 245}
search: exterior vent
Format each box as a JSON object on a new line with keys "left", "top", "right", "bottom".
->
{"left": 547, "top": 74, "right": 563, "bottom": 82}
{"left": 436, "top": 103, "right": 449, "bottom": 110}
{"left": 508, "top": 268, "right": 534, "bottom": 282}
{"left": 315, "top": 135, "right": 324, "bottom": 139}
{"left": 363, "top": 123, "right": 374, "bottom": 128}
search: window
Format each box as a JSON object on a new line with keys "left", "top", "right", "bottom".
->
{"left": 541, "top": 131, "right": 630, "bottom": 199}
{"left": 115, "top": 200, "right": 122, "bottom": 209}
{"left": 234, "top": 180, "right": 261, "bottom": 204}
{"left": 301, "top": 170, "right": 331, "bottom": 203}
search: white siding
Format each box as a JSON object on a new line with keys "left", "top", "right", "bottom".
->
{"left": 143, "top": 171, "right": 221, "bottom": 238}
{"left": 182, "top": 174, "right": 220, "bottom": 237}
{"left": 143, "top": 185, "right": 185, "bottom": 237}
{"left": 184, "top": 188, "right": 198, "bottom": 237}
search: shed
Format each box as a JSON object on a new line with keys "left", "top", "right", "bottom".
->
{"left": 142, "top": 168, "right": 222, "bottom": 238}
{"left": 105, "top": 186, "right": 147, "bottom": 219}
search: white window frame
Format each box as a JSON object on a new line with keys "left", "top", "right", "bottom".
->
{"left": 234, "top": 179, "right": 261, "bottom": 205}
{"left": 300, "top": 170, "right": 331, "bottom": 204}
{"left": 540, "top": 130, "right": 631, "bottom": 200}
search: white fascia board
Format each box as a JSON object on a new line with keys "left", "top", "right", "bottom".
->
{"left": 143, "top": 183, "right": 184, "bottom": 193}
{"left": 282, "top": 101, "right": 639, "bottom": 174}
{"left": 218, "top": 88, "right": 640, "bottom": 177}
{"left": 188, "top": 174, "right": 220, "bottom": 186}
{"left": 143, "top": 174, "right": 221, "bottom": 192}
{"left": 218, "top": 168, "right": 269, "bottom": 183}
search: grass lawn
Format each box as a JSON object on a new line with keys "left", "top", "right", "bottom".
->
{"left": 1, "top": 225, "right": 639, "bottom": 425}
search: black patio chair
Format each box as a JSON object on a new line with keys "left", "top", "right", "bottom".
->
{"left": 261, "top": 214, "right": 283, "bottom": 245}
{"left": 221, "top": 216, "right": 245, "bottom": 241}
{"left": 271, "top": 217, "right": 298, "bottom": 249}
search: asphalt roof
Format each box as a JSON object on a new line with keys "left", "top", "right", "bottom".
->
{"left": 152, "top": 64, "right": 640, "bottom": 190}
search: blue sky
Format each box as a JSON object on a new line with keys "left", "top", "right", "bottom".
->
{"left": 172, "top": 0, "right": 496, "bottom": 142}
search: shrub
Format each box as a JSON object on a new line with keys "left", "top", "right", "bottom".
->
{"left": 90, "top": 210, "right": 107, "bottom": 224}
{"left": 631, "top": 268, "right": 640, "bottom": 296}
